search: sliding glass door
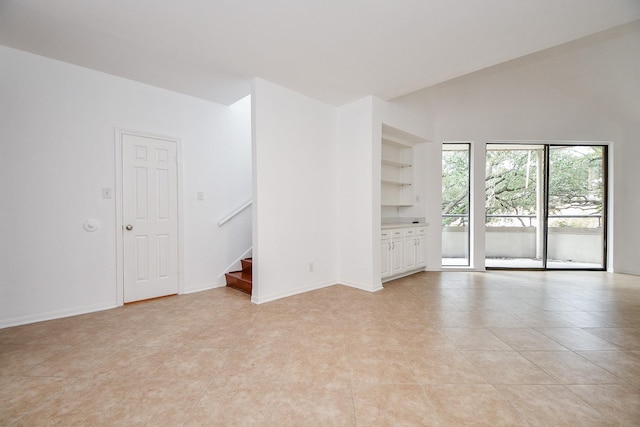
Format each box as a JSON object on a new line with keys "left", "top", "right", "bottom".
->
{"left": 485, "top": 144, "right": 606, "bottom": 270}
{"left": 546, "top": 145, "right": 606, "bottom": 269}
{"left": 485, "top": 145, "right": 544, "bottom": 268}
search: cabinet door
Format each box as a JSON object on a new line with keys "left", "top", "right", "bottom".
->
{"left": 391, "top": 239, "right": 404, "bottom": 275}
{"left": 416, "top": 235, "right": 427, "bottom": 268}
{"left": 403, "top": 237, "right": 417, "bottom": 270}
{"left": 381, "top": 240, "right": 392, "bottom": 278}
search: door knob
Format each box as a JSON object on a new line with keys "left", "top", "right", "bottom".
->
{"left": 125, "top": 224, "right": 133, "bottom": 231}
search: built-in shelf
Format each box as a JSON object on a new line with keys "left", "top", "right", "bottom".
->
{"left": 381, "top": 159, "right": 411, "bottom": 168}
{"left": 381, "top": 125, "right": 415, "bottom": 207}
{"left": 382, "top": 179, "right": 412, "bottom": 186}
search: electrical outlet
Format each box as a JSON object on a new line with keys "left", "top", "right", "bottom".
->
{"left": 197, "top": 192, "right": 204, "bottom": 201}
{"left": 309, "top": 262, "right": 314, "bottom": 272}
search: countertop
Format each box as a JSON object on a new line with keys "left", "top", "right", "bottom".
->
{"left": 381, "top": 222, "right": 428, "bottom": 229}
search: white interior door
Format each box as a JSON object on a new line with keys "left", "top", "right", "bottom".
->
{"left": 122, "top": 134, "right": 179, "bottom": 302}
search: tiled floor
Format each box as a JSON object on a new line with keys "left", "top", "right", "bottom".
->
{"left": 1, "top": 271, "right": 640, "bottom": 426}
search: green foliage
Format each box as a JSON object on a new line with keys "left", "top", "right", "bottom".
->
{"left": 442, "top": 149, "right": 469, "bottom": 226}
{"left": 548, "top": 146, "right": 603, "bottom": 215}
{"left": 442, "top": 146, "right": 603, "bottom": 226}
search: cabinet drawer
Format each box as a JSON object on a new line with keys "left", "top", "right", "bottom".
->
{"left": 403, "top": 228, "right": 415, "bottom": 238}
{"left": 415, "top": 227, "right": 427, "bottom": 236}
{"left": 391, "top": 229, "right": 403, "bottom": 239}
{"left": 381, "top": 230, "right": 392, "bottom": 239}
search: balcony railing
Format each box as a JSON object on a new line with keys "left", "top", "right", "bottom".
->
{"left": 443, "top": 213, "right": 603, "bottom": 227}
{"left": 442, "top": 213, "right": 604, "bottom": 265}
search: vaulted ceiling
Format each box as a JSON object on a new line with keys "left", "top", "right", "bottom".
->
{"left": 1, "top": 0, "right": 639, "bottom": 106}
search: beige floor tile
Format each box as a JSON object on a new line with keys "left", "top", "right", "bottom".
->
{"left": 385, "top": 312, "right": 435, "bottom": 331}
{"left": 129, "top": 324, "right": 199, "bottom": 348}
{"left": 395, "top": 327, "right": 457, "bottom": 351}
{"left": 270, "top": 382, "right": 355, "bottom": 426}
{"left": 489, "top": 328, "right": 568, "bottom": 351}
{"left": 0, "top": 376, "right": 75, "bottom": 425}
{"left": 424, "top": 384, "right": 528, "bottom": 426}
{"left": 551, "top": 311, "right": 617, "bottom": 327}
{"left": 0, "top": 344, "right": 71, "bottom": 376}
{"left": 284, "top": 345, "right": 350, "bottom": 383}
{"left": 188, "top": 323, "right": 250, "bottom": 348}
{"left": 496, "top": 384, "right": 612, "bottom": 426}
{"left": 404, "top": 350, "right": 488, "bottom": 384}
{"left": 149, "top": 346, "right": 232, "bottom": 380}
{"left": 462, "top": 350, "right": 555, "bottom": 384}
{"left": 586, "top": 327, "right": 640, "bottom": 350}
{"left": 244, "top": 322, "right": 297, "bottom": 348}
{"left": 216, "top": 343, "right": 290, "bottom": 382}
{"left": 353, "top": 383, "right": 440, "bottom": 426}
{"left": 441, "top": 328, "right": 513, "bottom": 350}
{"left": 26, "top": 346, "right": 112, "bottom": 378}
{"left": 290, "top": 324, "right": 346, "bottom": 348}
{"left": 94, "top": 346, "right": 178, "bottom": 379}
{"left": 521, "top": 350, "right": 620, "bottom": 384}
{"left": 536, "top": 327, "right": 622, "bottom": 351}
{"left": 2, "top": 273, "right": 640, "bottom": 425}
{"left": 348, "top": 348, "right": 418, "bottom": 384}
{"left": 577, "top": 350, "right": 640, "bottom": 386}
{"left": 11, "top": 377, "right": 142, "bottom": 426}
{"left": 188, "top": 381, "right": 279, "bottom": 426}
{"left": 344, "top": 328, "right": 400, "bottom": 349}
{"left": 567, "top": 384, "right": 640, "bottom": 426}
{"left": 511, "top": 311, "right": 576, "bottom": 328}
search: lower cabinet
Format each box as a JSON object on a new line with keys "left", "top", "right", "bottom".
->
{"left": 381, "top": 230, "right": 392, "bottom": 278}
{"left": 381, "top": 226, "right": 427, "bottom": 280}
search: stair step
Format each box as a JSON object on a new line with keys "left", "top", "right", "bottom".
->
{"left": 241, "top": 258, "right": 252, "bottom": 271}
{"left": 225, "top": 270, "right": 252, "bottom": 295}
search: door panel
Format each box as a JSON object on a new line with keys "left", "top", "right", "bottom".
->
{"left": 123, "top": 134, "right": 179, "bottom": 302}
{"left": 546, "top": 146, "right": 606, "bottom": 269}
{"left": 485, "top": 145, "right": 544, "bottom": 268}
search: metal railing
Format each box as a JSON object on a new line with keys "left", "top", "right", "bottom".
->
{"left": 443, "top": 213, "right": 603, "bottom": 227}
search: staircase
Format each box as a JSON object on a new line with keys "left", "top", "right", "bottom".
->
{"left": 225, "top": 258, "right": 252, "bottom": 295}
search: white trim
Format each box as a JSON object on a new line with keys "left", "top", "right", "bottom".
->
{"left": 218, "top": 200, "right": 252, "bottom": 226}
{"left": 251, "top": 280, "right": 335, "bottom": 305}
{"left": 0, "top": 302, "right": 117, "bottom": 329}
{"left": 340, "top": 281, "right": 384, "bottom": 293}
{"left": 251, "top": 280, "right": 386, "bottom": 305}
{"left": 114, "top": 128, "right": 184, "bottom": 306}
{"left": 183, "top": 282, "right": 226, "bottom": 294}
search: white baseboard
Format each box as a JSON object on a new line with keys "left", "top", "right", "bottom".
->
{"left": 182, "top": 282, "right": 227, "bottom": 294}
{"left": 340, "top": 281, "right": 384, "bottom": 293}
{"left": 0, "top": 302, "right": 117, "bottom": 329}
{"left": 251, "top": 279, "right": 335, "bottom": 305}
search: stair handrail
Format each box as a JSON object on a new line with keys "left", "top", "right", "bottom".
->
{"left": 218, "top": 199, "right": 252, "bottom": 226}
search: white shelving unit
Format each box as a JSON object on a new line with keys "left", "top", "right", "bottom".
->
{"left": 381, "top": 124, "right": 425, "bottom": 207}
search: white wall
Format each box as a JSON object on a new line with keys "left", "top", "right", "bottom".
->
{"left": 0, "top": 46, "right": 252, "bottom": 327}
{"left": 394, "top": 21, "right": 640, "bottom": 273}
{"left": 614, "top": 123, "right": 640, "bottom": 274}
{"left": 251, "top": 79, "right": 338, "bottom": 303}
{"left": 336, "top": 97, "right": 378, "bottom": 290}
